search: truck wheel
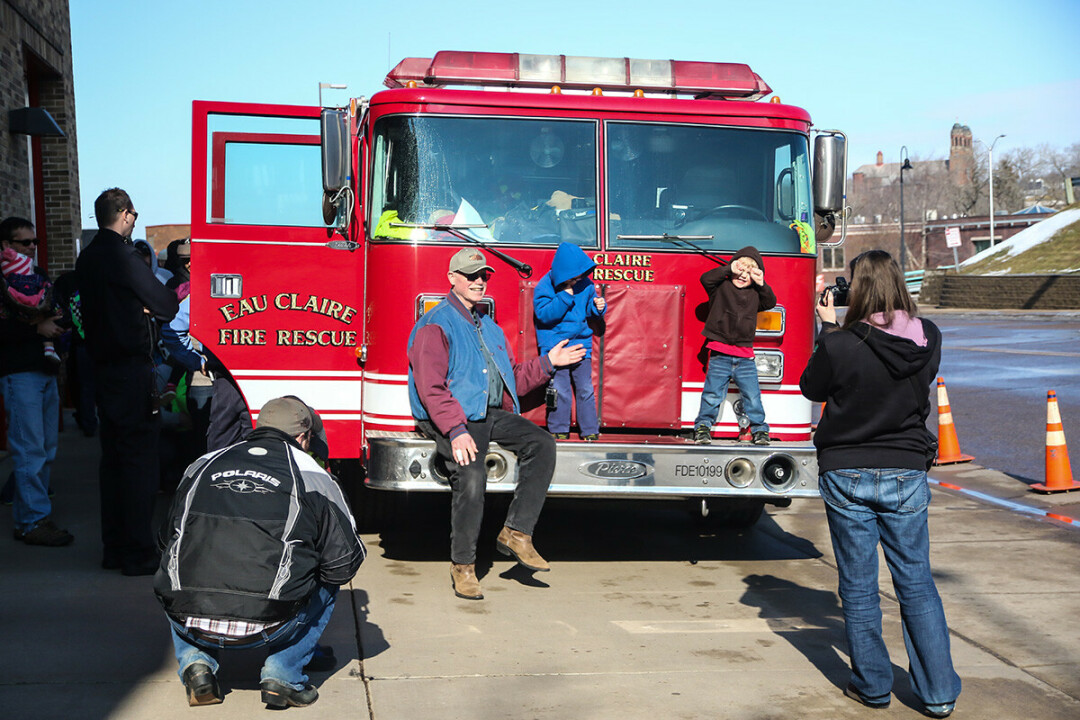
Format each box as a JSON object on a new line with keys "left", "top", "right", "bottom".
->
{"left": 691, "top": 498, "right": 765, "bottom": 531}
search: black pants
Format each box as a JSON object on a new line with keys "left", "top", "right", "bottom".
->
{"left": 94, "top": 358, "right": 160, "bottom": 563}
{"left": 207, "top": 375, "right": 252, "bottom": 451}
{"left": 419, "top": 409, "right": 555, "bottom": 564}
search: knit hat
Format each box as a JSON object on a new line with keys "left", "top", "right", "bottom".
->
{"left": 256, "top": 397, "right": 313, "bottom": 436}
{"left": 176, "top": 239, "right": 191, "bottom": 258}
{"left": 1, "top": 247, "right": 33, "bottom": 278}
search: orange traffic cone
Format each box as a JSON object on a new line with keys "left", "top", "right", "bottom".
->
{"left": 933, "top": 377, "right": 974, "bottom": 465}
{"left": 1031, "top": 390, "right": 1079, "bottom": 493}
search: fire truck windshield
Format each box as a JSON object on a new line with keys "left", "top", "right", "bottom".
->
{"left": 606, "top": 123, "right": 812, "bottom": 254}
{"left": 371, "top": 115, "right": 598, "bottom": 246}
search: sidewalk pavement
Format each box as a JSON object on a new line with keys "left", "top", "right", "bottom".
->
{"left": 3, "top": 411, "right": 1080, "bottom": 719}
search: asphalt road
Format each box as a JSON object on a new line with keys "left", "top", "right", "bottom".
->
{"left": 928, "top": 311, "right": 1080, "bottom": 485}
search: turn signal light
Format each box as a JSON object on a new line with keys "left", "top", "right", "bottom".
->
{"left": 755, "top": 307, "right": 785, "bottom": 335}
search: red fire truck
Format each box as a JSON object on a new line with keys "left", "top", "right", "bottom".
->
{"left": 189, "top": 51, "right": 847, "bottom": 528}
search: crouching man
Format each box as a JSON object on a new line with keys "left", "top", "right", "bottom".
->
{"left": 154, "top": 396, "right": 365, "bottom": 708}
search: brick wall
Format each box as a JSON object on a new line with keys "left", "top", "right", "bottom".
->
{"left": 0, "top": 0, "right": 80, "bottom": 274}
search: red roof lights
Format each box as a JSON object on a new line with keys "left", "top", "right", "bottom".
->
{"left": 384, "top": 51, "right": 771, "bottom": 100}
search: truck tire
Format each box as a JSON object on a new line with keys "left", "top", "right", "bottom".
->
{"left": 691, "top": 497, "right": 765, "bottom": 531}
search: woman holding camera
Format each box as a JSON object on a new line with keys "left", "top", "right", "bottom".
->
{"left": 801, "top": 250, "right": 960, "bottom": 718}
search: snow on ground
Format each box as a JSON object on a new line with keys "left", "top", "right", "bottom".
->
{"left": 959, "top": 208, "right": 1080, "bottom": 269}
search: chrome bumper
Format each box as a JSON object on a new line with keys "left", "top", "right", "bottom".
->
{"left": 366, "top": 431, "right": 819, "bottom": 500}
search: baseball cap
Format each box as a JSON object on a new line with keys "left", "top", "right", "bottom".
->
{"left": 282, "top": 394, "right": 329, "bottom": 462}
{"left": 176, "top": 239, "right": 191, "bottom": 258}
{"left": 448, "top": 248, "right": 494, "bottom": 275}
{"left": 256, "top": 397, "right": 313, "bottom": 436}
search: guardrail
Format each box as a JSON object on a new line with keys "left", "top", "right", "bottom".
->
{"left": 905, "top": 270, "right": 925, "bottom": 295}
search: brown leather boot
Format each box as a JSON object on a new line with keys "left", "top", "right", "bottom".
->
{"left": 450, "top": 563, "right": 483, "bottom": 600}
{"left": 496, "top": 526, "right": 550, "bottom": 572}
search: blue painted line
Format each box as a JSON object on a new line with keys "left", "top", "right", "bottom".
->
{"left": 929, "top": 478, "right": 1077, "bottom": 527}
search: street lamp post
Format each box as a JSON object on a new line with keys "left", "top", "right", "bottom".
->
{"left": 899, "top": 146, "right": 913, "bottom": 277}
{"left": 988, "top": 134, "right": 1006, "bottom": 246}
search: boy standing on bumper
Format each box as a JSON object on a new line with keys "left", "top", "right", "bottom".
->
{"left": 533, "top": 242, "right": 607, "bottom": 441}
{"left": 693, "top": 246, "right": 775, "bottom": 445}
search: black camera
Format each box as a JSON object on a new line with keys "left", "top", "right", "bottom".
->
{"left": 819, "top": 276, "right": 850, "bottom": 307}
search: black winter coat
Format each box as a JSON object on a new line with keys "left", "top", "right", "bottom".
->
{"left": 76, "top": 229, "right": 178, "bottom": 362}
{"left": 154, "top": 427, "right": 366, "bottom": 623}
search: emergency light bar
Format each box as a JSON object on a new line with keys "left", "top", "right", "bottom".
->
{"left": 384, "top": 51, "right": 772, "bottom": 100}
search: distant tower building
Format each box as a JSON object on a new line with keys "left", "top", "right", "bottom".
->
{"left": 949, "top": 123, "right": 973, "bottom": 187}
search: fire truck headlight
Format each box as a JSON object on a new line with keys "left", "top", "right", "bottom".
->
{"left": 754, "top": 350, "right": 784, "bottom": 381}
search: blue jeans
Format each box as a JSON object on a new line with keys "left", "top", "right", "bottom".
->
{"left": 547, "top": 360, "right": 599, "bottom": 435}
{"left": 169, "top": 584, "right": 338, "bottom": 690}
{"left": 693, "top": 353, "right": 767, "bottom": 433}
{"left": 0, "top": 372, "right": 59, "bottom": 532}
{"left": 820, "top": 468, "right": 961, "bottom": 706}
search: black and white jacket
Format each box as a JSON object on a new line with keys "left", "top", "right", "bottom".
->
{"left": 154, "top": 427, "right": 365, "bottom": 623}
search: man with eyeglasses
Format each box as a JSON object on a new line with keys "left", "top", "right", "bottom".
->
{"left": 0, "top": 216, "right": 73, "bottom": 546}
{"left": 408, "top": 248, "right": 586, "bottom": 600}
{"left": 77, "top": 188, "right": 179, "bottom": 575}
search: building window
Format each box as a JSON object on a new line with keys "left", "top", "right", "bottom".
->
{"left": 821, "top": 247, "right": 845, "bottom": 270}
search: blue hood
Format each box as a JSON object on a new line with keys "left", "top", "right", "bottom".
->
{"left": 549, "top": 242, "right": 596, "bottom": 288}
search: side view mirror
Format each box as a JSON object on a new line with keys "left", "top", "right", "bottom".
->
{"left": 321, "top": 109, "right": 349, "bottom": 194}
{"left": 813, "top": 130, "right": 848, "bottom": 246}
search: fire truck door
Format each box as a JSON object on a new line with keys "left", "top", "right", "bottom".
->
{"left": 190, "top": 103, "right": 364, "bottom": 457}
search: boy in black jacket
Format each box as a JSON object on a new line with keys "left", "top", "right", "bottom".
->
{"left": 692, "top": 246, "right": 776, "bottom": 445}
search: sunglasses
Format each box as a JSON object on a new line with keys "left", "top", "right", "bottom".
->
{"left": 13, "top": 238, "right": 39, "bottom": 247}
{"left": 127, "top": 209, "right": 139, "bottom": 221}
{"left": 457, "top": 270, "right": 492, "bottom": 282}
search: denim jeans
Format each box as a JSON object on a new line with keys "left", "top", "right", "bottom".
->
{"left": 820, "top": 468, "right": 961, "bottom": 706}
{"left": 169, "top": 583, "right": 338, "bottom": 690}
{"left": 547, "top": 361, "right": 599, "bottom": 435}
{"left": 693, "top": 352, "right": 768, "bottom": 433}
{"left": 0, "top": 372, "right": 58, "bottom": 532}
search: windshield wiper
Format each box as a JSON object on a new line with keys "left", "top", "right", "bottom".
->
{"left": 617, "top": 233, "right": 727, "bottom": 265}
{"left": 390, "top": 222, "right": 533, "bottom": 278}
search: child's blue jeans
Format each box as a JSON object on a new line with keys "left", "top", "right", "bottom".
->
{"left": 693, "top": 353, "right": 768, "bottom": 433}
{"left": 547, "top": 360, "right": 599, "bottom": 436}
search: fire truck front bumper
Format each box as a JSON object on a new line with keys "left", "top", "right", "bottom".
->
{"left": 365, "top": 431, "right": 819, "bottom": 501}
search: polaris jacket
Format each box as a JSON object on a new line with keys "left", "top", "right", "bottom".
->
{"left": 154, "top": 427, "right": 365, "bottom": 623}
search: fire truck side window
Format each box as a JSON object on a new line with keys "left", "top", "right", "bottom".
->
{"left": 205, "top": 114, "right": 326, "bottom": 228}
{"left": 370, "top": 115, "right": 598, "bottom": 247}
{"left": 605, "top": 123, "right": 813, "bottom": 254}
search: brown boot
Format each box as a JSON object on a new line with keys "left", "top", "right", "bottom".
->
{"left": 450, "top": 563, "right": 483, "bottom": 600}
{"left": 496, "top": 526, "right": 550, "bottom": 572}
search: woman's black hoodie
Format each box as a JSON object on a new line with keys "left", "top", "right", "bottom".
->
{"left": 800, "top": 317, "right": 941, "bottom": 473}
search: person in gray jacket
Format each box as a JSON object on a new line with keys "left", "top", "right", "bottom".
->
{"left": 154, "top": 396, "right": 365, "bottom": 709}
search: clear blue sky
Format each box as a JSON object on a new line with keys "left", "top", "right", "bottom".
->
{"left": 70, "top": 0, "right": 1080, "bottom": 237}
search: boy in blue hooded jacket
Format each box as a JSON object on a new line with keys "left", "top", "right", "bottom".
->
{"left": 534, "top": 243, "right": 607, "bottom": 440}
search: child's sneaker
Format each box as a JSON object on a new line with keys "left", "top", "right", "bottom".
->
{"left": 752, "top": 431, "right": 771, "bottom": 446}
{"left": 552, "top": 432, "right": 570, "bottom": 440}
{"left": 582, "top": 434, "right": 599, "bottom": 442}
{"left": 693, "top": 426, "right": 712, "bottom": 445}
{"left": 43, "top": 346, "right": 61, "bottom": 366}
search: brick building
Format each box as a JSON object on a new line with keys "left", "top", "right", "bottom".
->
{"left": 818, "top": 213, "right": 1048, "bottom": 286}
{"left": 820, "top": 123, "right": 1049, "bottom": 284}
{"left": 1, "top": 0, "right": 80, "bottom": 275}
